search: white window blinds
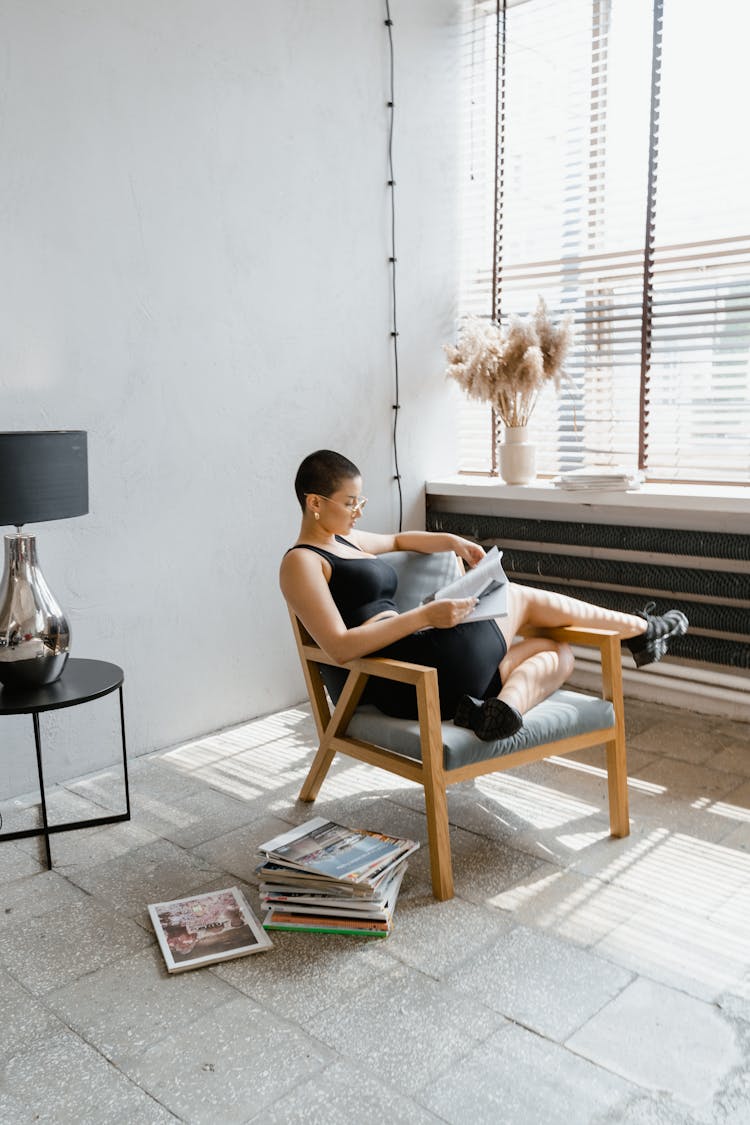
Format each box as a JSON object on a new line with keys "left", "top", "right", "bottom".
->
{"left": 456, "top": 0, "right": 750, "bottom": 483}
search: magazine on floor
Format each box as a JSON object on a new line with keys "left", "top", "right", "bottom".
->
{"left": 258, "top": 818, "right": 419, "bottom": 886}
{"left": 148, "top": 887, "right": 272, "bottom": 973}
{"left": 422, "top": 545, "right": 508, "bottom": 621}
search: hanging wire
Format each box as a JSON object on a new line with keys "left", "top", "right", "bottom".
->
{"left": 384, "top": 0, "right": 403, "bottom": 531}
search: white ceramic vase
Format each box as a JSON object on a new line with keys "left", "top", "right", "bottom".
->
{"left": 499, "top": 425, "right": 536, "bottom": 485}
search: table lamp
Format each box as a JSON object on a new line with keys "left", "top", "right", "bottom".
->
{"left": 0, "top": 431, "right": 89, "bottom": 688}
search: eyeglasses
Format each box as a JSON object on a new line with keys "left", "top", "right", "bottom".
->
{"left": 315, "top": 494, "right": 368, "bottom": 513}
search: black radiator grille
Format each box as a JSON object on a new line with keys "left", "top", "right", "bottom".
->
{"left": 427, "top": 509, "right": 750, "bottom": 673}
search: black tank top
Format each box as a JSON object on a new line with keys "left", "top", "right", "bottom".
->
{"left": 286, "top": 535, "right": 399, "bottom": 627}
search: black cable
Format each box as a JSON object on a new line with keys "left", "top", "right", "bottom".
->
{"left": 384, "top": 0, "right": 403, "bottom": 532}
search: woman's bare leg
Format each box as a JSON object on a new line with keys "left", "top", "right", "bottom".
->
{"left": 497, "top": 637, "right": 575, "bottom": 715}
{"left": 497, "top": 582, "right": 645, "bottom": 653}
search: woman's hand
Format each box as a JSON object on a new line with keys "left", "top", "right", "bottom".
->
{"left": 452, "top": 536, "right": 486, "bottom": 568}
{"left": 423, "top": 597, "right": 478, "bottom": 628}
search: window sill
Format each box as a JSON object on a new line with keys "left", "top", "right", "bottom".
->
{"left": 426, "top": 475, "right": 750, "bottom": 531}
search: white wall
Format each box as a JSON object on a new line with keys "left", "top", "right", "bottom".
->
{"left": 0, "top": 0, "right": 461, "bottom": 795}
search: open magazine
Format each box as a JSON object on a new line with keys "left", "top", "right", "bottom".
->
{"left": 422, "top": 545, "right": 508, "bottom": 621}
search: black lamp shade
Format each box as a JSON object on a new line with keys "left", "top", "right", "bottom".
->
{"left": 0, "top": 431, "right": 89, "bottom": 527}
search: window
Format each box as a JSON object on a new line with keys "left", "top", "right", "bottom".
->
{"left": 457, "top": 0, "right": 750, "bottom": 483}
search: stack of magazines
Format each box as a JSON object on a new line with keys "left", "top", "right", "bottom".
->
{"left": 257, "top": 817, "right": 419, "bottom": 937}
{"left": 554, "top": 466, "right": 644, "bottom": 491}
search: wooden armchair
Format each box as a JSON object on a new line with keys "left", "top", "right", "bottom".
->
{"left": 289, "top": 551, "right": 629, "bottom": 901}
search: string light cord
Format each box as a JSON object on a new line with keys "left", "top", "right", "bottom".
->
{"left": 384, "top": 0, "right": 403, "bottom": 532}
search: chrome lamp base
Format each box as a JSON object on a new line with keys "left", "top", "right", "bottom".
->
{"left": 0, "top": 533, "right": 70, "bottom": 688}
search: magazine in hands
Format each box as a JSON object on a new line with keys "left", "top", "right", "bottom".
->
{"left": 422, "top": 545, "right": 508, "bottom": 621}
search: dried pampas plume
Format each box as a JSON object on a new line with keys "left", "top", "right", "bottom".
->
{"left": 444, "top": 298, "right": 574, "bottom": 427}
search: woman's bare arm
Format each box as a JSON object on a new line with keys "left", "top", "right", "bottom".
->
{"left": 279, "top": 548, "right": 476, "bottom": 665}
{"left": 352, "top": 528, "right": 485, "bottom": 567}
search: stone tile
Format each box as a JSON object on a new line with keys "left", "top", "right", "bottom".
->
{"left": 710, "top": 882, "right": 750, "bottom": 941}
{"left": 714, "top": 717, "right": 750, "bottom": 744}
{"left": 0, "top": 869, "right": 87, "bottom": 930}
{"left": 624, "top": 699, "right": 677, "bottom": 739}
{"left": 632, "top": 759, "right": 743, "bottom": 806}
{"left": 65, "top": 838, "right": 226, "bottom": 927}
{"left": 450, "top": 832, "right": 570, "bottom": 906}
{"left": 122, "top": 995, "right": 331, "bottom": 1124}
{"left": 601, "top": 1092, "right": 704, "bottom": 1125}
{"left": 572, "top": 827, "right": 750, "bottom": 916}
{"left": 566, "top": 743, "right": 657, "bottom": 775}
{"left": 131, "top": 785, "right": 270, "bottom": 849}
{"left": 253, "top": 1059, "right": 443, "bottom": 1125}
{"left": 45, "top": 947, "right": 241, "bottom": 1064}
{"left": 722, "top": 778, "right": 750, "bottom": 810}
{"left": 0, "top": 1091, "right": 38, "bottom": 1124}
{"left": 446, "top": 924, "right": 632, "bottom": 1042}
{"left": 191, "top": 813, "right": 300, "bottom": 886}
{"left": 0, "top": 842, "right": 43, "bottom": 882}
{"left": 9, "top": 785, "right": 110, "bottom": 852}
{"left": 489, "top": 865, "right": 646, "bottom": 946}
{"left": 372, "top": 892, "right": 515, "bottom": 977}
{"left": 594, "top": 898, "right": 749, "bottom": 1002}
{"left": 22, "top": 820, "right": 161, "bottom": 872}
{"left": 567, "top": 977, "right": 743, "bottom": 1110}
{"left": 0, "top": 968, "right": 66, "bottom": 1061}
{"left": 628, "top": 715, "right": 739, "bottom": 766}
{"left": 0, "top": 896, "right": 153, "bottom": 995}
{"left": 1, "top": 1029, "right": 178, "bottom": 1123}
{"left": 211, "top": 925, "right": 389, "bottom": 1025}
{"left": 421, "top": 1022, "right": 634, "bottom": 1124}
{"left": 711, "top": 742, "right": 750, "bottom": 777}
{"left": 305, "top": 962, "right": 506, "bottom": 1090}
{"left": 718, "top": 991, "right": 750, "bottom": 1025}
{"left": 719, "top": 821, "right": 750, "bottom": 852}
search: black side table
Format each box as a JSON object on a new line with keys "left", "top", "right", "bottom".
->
{"left": 0, "top": 658, "right": 130, "bottom": 869}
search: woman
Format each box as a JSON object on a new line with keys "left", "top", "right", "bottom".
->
{"left": 280, "top": 450, "right": 688, "bottom": 741}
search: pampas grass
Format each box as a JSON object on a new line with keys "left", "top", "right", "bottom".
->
{"left": 444, "top": 298, "right": 574, "bottom": 427}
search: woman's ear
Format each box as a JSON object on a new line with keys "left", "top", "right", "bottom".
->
{"left": 305, "top": 494, "right": 322, "bottom": 519}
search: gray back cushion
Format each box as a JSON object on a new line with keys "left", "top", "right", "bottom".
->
{"left": 382, "top": 551, "right": 462, "bottom": 613}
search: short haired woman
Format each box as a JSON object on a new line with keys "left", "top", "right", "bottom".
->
{"left": 280, "top": 450, "right": 688, "bottom": 741}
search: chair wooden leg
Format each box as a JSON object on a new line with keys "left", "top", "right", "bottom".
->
{"left": 423, "top": 778, "right": 454, "bottom": 900}
{"left": 298, "top": 742, "right": 337, "bottom": 803}
{"left": 416, "top": 672, "right": 454, "bottom": 901}
{"left": 606, "top": 735, "right": 630, "bottom": 837}
{"left": 298, "top": 667, "right": 368, "bottom": 803}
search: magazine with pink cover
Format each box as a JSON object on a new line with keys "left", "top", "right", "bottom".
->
{"left": 149, "top": 886, "right": 272, "bottom": 973}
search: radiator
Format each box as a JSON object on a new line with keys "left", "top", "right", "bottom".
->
{"left": 426, "top": 505, "right": 750, "bottom": 720}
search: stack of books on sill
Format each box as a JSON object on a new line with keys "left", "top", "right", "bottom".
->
{"left": 257, "top": 817, "right": 419, "bottom": 938}
{"left": 553, "top": 466, "right": 645, "bottom": 492}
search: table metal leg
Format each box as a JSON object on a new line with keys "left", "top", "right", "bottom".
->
{"left": 32, "top": 711, "right": 52, "bottom": 870}
{"left": 118, "top": 685, "right": 131, "bottom": 819}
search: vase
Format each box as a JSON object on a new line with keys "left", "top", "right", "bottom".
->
{"left": 499, "top": 425, "right": 536, "bottom": 485}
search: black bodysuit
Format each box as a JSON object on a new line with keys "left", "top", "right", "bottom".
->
{"left": 287, "top": 537, "right": 507, "bottom": 720}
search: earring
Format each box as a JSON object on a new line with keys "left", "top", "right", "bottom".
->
{"left": 314, "top": 512, "right": 320, "bottom": 520}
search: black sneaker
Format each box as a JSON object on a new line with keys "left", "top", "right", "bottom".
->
{"left": 453, "top": 695, "right": 524, "bottom": 742}
{"left": 625, "top": 602, "right": 689, "bottom": 667}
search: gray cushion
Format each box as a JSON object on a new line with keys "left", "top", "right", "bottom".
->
{"left": 383, "top": 551, "right": 461, "bottom": 613}
{"left": 347, "top": 689, "right": 615, "bottom": 771}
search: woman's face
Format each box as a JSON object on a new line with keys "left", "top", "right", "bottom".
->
{"left": 315, "top": 475, "right": 367, "bottom": 534}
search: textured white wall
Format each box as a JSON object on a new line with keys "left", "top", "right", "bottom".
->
{"left": 0, "top": 0, "right": 460, "bottom": 795}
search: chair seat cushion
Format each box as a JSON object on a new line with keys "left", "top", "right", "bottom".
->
{"left": 347, "top": 689, "right": 615, "bottom": 771}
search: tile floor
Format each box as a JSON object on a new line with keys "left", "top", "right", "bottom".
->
{"left": 0, "top": 697, "right": 748, "bottom": 1124}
